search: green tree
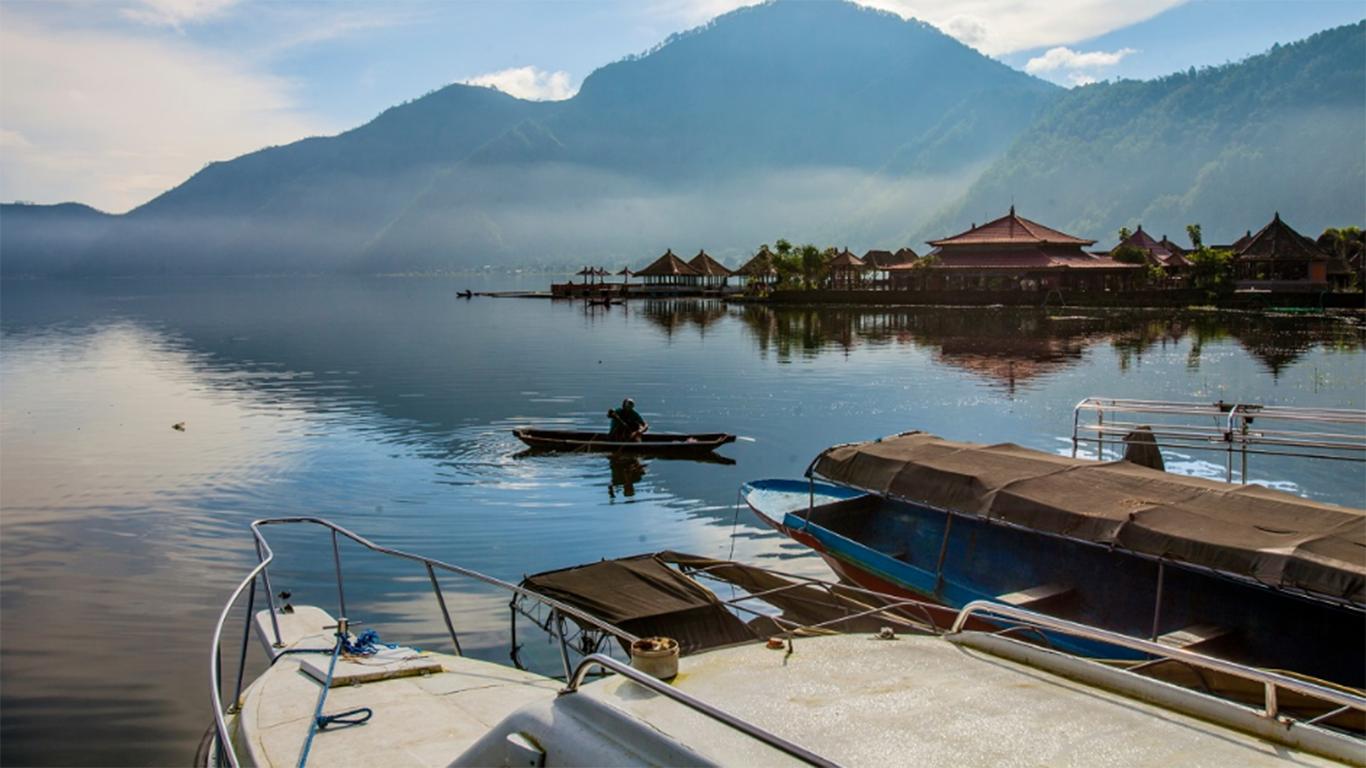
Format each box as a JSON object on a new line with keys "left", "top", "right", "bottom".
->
{"left": 1185, "top": 223, "right": 1203, "bottom": 250}
{"left": 1188, "top": 246, "right": 1235, "bottom": 293}
{"left": 1111, "top": 245, "right": 1148, "bottom": 265}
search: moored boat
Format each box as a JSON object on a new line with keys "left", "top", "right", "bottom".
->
{"left": 208, "top": 518, "right": 1366, "bottom": 767}
{"left": 745, "top": 430, "right": 1366, "bottom": 687}
{"left": 513, "top": 427, "right": 736, "bottom": 456}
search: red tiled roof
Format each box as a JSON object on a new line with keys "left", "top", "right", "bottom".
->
{"left": 929, "top": 206, "right": 1095, "bottom": 247}
{"left": 688, "top": 250, "right": 734, "bottom": 276}
{"left": 921, "top": 247, "right": 1138, "bottom": 270}
{"left": 636, "top": 249, "right": 701, "bottom": 277}
{"left": 829, "top": 249, "right": 866, "bottom": 268}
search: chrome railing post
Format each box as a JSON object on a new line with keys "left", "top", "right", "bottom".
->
{"left": 553, "top": 610, "right": 573, "bottom": 681}
{"left": 230, "top": 576, "right": 257, "bottom": 712}
{"left": 331, "top": 530, "right": 348, "bottom": 619}
{"left": 255, "top": 538, "right": 283, "bottom": 648}
{"left": 425, "top": 561, "right": 463, "bottom": 656}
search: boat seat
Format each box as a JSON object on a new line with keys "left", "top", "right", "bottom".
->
{"left": 1157, "top": 624, "right": 1228, "bottom": 650}
{"left": 996, "top": 583, "right": 1073, "bottom": 609}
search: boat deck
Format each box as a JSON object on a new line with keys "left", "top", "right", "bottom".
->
{"left": 229, "top": 607, "right": 1345, "bottom": 767}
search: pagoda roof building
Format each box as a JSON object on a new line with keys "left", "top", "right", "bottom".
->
{"left": 1235, "top": 213, "right": 1325, "bottom": 263}
{"left": 928, "top": 206, "right": 1095, "bottom": 248}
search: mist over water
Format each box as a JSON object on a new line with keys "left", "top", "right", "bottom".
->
{"left": 1, "top": 276, "right": 1363, "bottom": 764}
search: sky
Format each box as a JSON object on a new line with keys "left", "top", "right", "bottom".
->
{"left": 1, "top": 0, "right": 1362, "bottom": 213}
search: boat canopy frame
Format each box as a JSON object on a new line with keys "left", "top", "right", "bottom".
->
{"left": 1070, "top": 397, "right": 1366, "bottom": 483}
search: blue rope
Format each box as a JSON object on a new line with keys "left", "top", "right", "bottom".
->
{"left": 295, "top": 628, "right": 394, "bottom": 767}
{"left": 296, "top": 634, "right": 343, "bottom": 768}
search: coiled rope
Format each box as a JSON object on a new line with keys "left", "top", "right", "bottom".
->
{"left": 296, "top": 626, "right": 397, "bottom": 767}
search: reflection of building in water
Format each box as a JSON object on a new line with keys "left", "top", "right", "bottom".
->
{"left": 736, "top": 306, "right": 1364, "bottom": 389}
{"left": 638, "top": 299, "right": 727, "bottom": 338}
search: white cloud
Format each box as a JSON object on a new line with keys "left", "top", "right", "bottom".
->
{"left": 1024, "top": 46, "right": 1137, "bottom": 74}
{"left": 463, "top": 66, "right": 577, "bottom": 102}
{"left": 644, "top": 1, "right": 1181, "bottom": 55}
{"left": 855, "top": 1, "right": 1181, "bottom": 55}
{"left": 0, "top": 15, "right": 331, "bottom": 212}
{"left": 121, "top": 0, "right": 239, "bottom": 28}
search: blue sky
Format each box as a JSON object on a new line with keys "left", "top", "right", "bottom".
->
{"left": 2, "top": 0, "right": 1362, "bottom": 212}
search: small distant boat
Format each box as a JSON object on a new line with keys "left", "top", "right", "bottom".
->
{"left": 513, "top": 428, "right": 735, "bottom": 456}
{"left": 586, "top": 298, "right": 623, "bottom": 307}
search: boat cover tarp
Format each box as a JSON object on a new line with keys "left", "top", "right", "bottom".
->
{"left": 810, "top": 431, "right": 1366, "bottom": 605}
{"left": 521, "top": 552, "right": 938, "bottom": 654}
{"left": 520, "top": 555, "right": 758, "bottom": 653}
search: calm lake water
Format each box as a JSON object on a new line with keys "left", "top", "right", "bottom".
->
{"left": 2, "top": 277, "right": 1363, "bottom": 765}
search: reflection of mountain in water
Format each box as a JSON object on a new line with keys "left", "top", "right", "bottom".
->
{"left": 736, "top": 306, "right": 1364, "bottom": 390}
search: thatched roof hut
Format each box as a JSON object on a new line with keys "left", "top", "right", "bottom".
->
{"left": 736, "top": 246, "right": 777, "bottom": 278}
{"left": 635, "top": 249, "right": 701, "bottom": 285}
{"left": 688, "top": 250, "right": 734, "bottom": 287}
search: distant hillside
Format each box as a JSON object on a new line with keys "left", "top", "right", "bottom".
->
{"left": 0, "top": 203, "right": 113, "bottom": 276}
{"left": 2, "top": 3, "right": 1362, "bottom": 276}
{"left": 1, "top": 1, "right": 1056, "bottom": 275}
{"left": 920, "top": 21, "right": 1366, "bottom": 247}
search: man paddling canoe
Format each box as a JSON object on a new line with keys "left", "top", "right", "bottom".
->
{"left": 607, "top": 398, "right": 649, "bottom": 441}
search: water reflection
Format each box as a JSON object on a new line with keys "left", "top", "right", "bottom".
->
{"left": 1, "top": 278, "right": 1362, "bottom": 765}
{"left": 735, "top": 306, "right": 1365, "bottom": 391}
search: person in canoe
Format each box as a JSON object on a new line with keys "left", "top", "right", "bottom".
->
{"left": 607, "top": 398, "right": 649, "bottom": 441}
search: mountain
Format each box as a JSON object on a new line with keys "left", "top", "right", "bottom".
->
{"left": 361, "top": 2, "right": 1055, "bottom": 271}
{"left": 2, "top": 3, "right": 1362, "bottom": 276}
{"left": 0, "top": 203, "right": 114, "bottom": 276}
{"left": 1, "top": 1, "right": 1056, "bottom": 276}
{"left": 920, "top": 21, "right": 1366, "bottom": 247}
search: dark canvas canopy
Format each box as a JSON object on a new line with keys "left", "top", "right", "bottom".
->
{"left": 521, "top": 554, "right": 756, "bottom": 653}
{"left": 520, "top": 551, "right": 937, "bottom": 653}
{"left": 810, "top": 431, "right": 1366, "bottom": 606}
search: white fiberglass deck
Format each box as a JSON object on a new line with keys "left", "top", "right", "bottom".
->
{"left": 228, "top": 607, "right": 1344, "bottom": 767}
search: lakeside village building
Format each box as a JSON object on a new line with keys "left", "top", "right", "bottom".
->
{"left": 551, "top": 208, "right": 1354, "bottom": 298}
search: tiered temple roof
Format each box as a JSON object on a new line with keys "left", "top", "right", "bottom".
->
{"left": 928, "top": 206, "right": 1095, "bottom": 247}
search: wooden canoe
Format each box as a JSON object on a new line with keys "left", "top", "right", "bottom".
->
{"left": 513, "top": 428, "right": 735, "bottom": 456}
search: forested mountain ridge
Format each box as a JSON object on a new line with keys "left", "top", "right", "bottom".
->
{"left": 1, "top": 2, "right": 1362, "bottom": 276}
{"left": 919, "top": 20, "right": 1366, "bottom": 247}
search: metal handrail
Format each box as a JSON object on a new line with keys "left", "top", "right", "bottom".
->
{"left": 1071, "top": 397, "right": 1366, "bottom": 482}
{"left": 561, "top": 654, "right": 837, "bottom": 768}
{"left": 209, "top": 517, "right": 642, "bottom": 768}
{"left": 948, "top": 600, "right": 1366, "bottom": 720}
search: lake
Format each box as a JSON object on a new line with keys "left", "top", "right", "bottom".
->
{"left": 1, "top": 277, "right": 1363, "bottom": 765}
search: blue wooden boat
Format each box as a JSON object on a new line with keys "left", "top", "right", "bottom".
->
{"left": 745, "top": 432, "right": 1366, "bottom": 686}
